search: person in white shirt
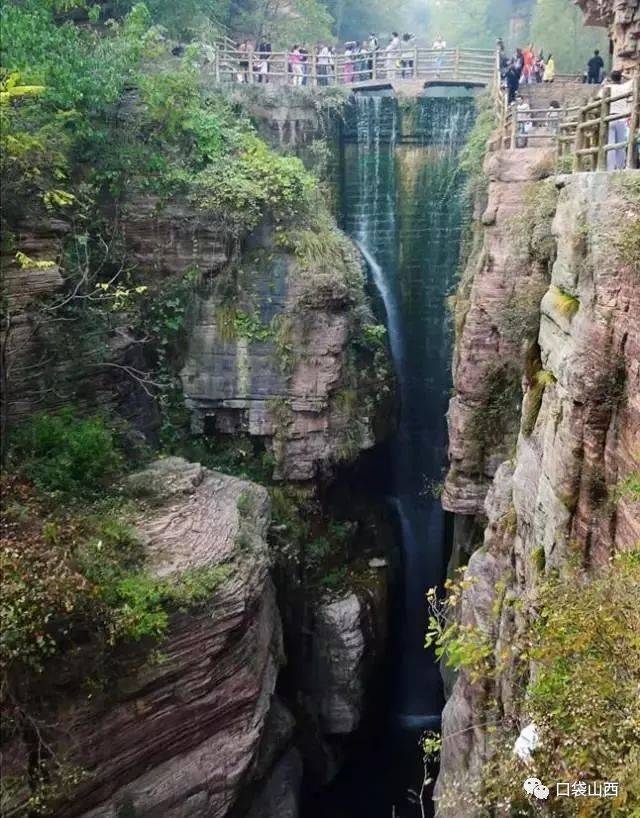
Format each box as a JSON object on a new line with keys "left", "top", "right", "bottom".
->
{"left": 604, "top": 70, "right": 632, "bottom": 170}
{"left": 366, "top": 33, "right": 378, "bottom": 79}
{"left": 386, "top": 32, "right": 400, "bottom": 78}
{"left": 432, "top": 34, "right": 446, "bottom": 75}
{"left": 317, "top": 44, "right": 331, "bottom": 86}
{"left": 516, "top": 94, "right": 532, "bottom": 146}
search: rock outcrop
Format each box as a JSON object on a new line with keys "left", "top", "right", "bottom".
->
{"left": 8, "top": 458, "right": 286, "bottom": 818}
{"left": 443, "top": 146, "right": 556, "bottom": 518}
{"left": 437, "top": 162, "right": 640, "bottom": 809}
{"left": 181, "top": 233, "right": 388, "bottom": 481}
{"left": 576, "top": 0, "right": 640, "bottom": 68}
{"left": 308, "top": 579, "right": 387, "bottom": 735}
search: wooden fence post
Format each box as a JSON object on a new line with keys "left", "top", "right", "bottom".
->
{"left": 573, "top": 107, "right": 585, "bottom": 172}
{"left": 311, "top": 46, "right": 317, "bottom": 87}
{"left": 510, "top": 103, "right": 517, "bottom": 149}
{"left": 596, "top": 86, "right": 610, "bottom": 170}
{"left": 413, "top": 45, "right": 418, "bottom": 80}
{"left": 627, "top": 74, "right": 639, "bottom": 169}
{"left": 214, "top": 48, "right": 220, "bottom": 83}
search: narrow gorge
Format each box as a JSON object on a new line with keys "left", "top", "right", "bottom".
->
{"left": 1, "top": 1, "right": 639, "bottom": 817}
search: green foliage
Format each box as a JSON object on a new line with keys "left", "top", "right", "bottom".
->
{"left": 521, "top": 369, "right": 555, "bottom": 437}
{"left": 1, "top": 475, "right": 229, "bottom": 691}
{"left": 233, "top": 0, "right": 334, "bottom": 45}
{"left": 180, "top": 433, "right": 276, "bottom": 484}
{"left": 549, "top": 284, "right": 580, "bottom": 320}
{"left": 9, "top": 409, "right": 123, "bottom": 496}
{"left": 0, "top": 1, "right": 155, "bottom": 212}
{"left": 509, "top": 180, "right": 559, "bottom": 268}
{"left": 425, "top": 572, "right": 494, "bottom": 683}
{"left": 617, "top": 217, "right": 640, "bottom": 276}
{"left": 234, "top": 310, "right": 273, "bottom": 343}
{"left": 437, "top": 553, "right": 640, "bottom": 816}
{"left": 426, "top": 0, "right": 512, "bottom": 49}
{"left": 193, "top": 133, "right": 314, "bottom": 234}
{"left": 458, "top": 97, "right": 495, "bottom": 201}
{"left": 612, "top": 469, "right": 640, "bottom": 505}
{"left": 470, "top": 361, "right": 522, "bottom": 455}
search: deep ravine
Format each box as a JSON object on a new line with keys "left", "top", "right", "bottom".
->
{"left": 318, "top": 88, "right": 477, "bottom": 817}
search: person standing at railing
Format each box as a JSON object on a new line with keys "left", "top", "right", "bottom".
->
{"left": 237, "top": 40, "right": 250, "bottom": 83}
{"left": 522, "top": 44, "right": 535, "bottom": 84}
{"left": 355, "top": 42, "right": 367, "bottom": 82}
{"left": 367, "top": 33, "right": 378, "bottom": 80}
{"left": 386, "top": 32, "right": 400, "bottom": 79}
{"left": 604, "top": 70, "right": 632, "bottom": 170}
{"left": 318, "top": 43, "right": 331, "bottom": 86}
{"left": 400, "top": 33, "right": 415, "bottom": 79}
{"left": 433, "top": 34, "right": 446, "bottom": 77}
{"left": 256, "top": 40, "right": 271, "bottom": 83}
{"left": 289, "top": 46, "right": 304, "bottom": 86}
{"left": 300, "top": 45, "right": 309, "bottom": 86}
{"left": 516, "top": 94, "right": 532, "bottom": 147}
{"left": 546, "top": 100, "right": 560, "bottom": 134}
{"left": 506, "top": 61, "right": 520, "bottom": 103}
{"left": 344, "top": 42, "right": 356, "bottom": 84}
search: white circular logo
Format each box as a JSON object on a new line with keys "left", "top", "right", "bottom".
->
{"left": 533, "top": 784, "right": 550, "bottom": 800}
{"left": 523, "top": 778, "right": 542, "bottom": 795}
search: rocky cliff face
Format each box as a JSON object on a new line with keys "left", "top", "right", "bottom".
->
{"left": 180, "top": 233, "right": 385, "bottom": 481}
{"left": 443, "top": 146, "right": 556, "bottom": 520}
{"left": 576, "top": 0, "right": 640, "bottom": 68}
{"left": 437, "top": 160, "right": 640, "bottom": 810}
{"left": 8, "top": 458, "right": 289, "bottom": 818}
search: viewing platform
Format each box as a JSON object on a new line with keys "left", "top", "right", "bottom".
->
{"left": 211, "top": 45, "right": 497, "bottom": 91}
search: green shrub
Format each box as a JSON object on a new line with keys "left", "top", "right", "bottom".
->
{"left": 549, "top": 285, "right": 579, "bottom": 320}
{"left": 521, "top": 369, "right": 556, "bottom": 437}
{"left": 10, "top": 408, "right": 123, "bottom": 495}
{"left": 436, "top": 552, "right": 640, "bottom": 816}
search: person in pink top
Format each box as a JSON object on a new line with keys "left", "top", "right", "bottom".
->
{"left": 289, "top": 46, "right": 303, "bottom": 86}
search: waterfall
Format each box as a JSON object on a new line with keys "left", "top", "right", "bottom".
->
{"left": 342, "top": 91, "right": 476, "bottom": 728}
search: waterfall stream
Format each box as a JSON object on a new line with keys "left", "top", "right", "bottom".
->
{"left": 337, "top": 89, "right": 476, "bottom": 815}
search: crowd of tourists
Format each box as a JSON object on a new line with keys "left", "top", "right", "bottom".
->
{"left": 232, "top": 32, "right": 449, "bottom": 86}
{"left": 499, "top": 41, "right": 556, "bottom": 103}
{"left": 500, "top": 41, "right": 633, "bottom": 171}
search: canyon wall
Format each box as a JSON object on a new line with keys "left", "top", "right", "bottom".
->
{"left": 437, "top": 134, "right": 640, "bottom": 810}
{"left": 576, "top": 0, "right": 640, "bottom": 69}
{"left": 1, "top": 83, "right": 392, "bottom": 818}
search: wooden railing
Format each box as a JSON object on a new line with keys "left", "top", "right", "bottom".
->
{"left": 495, "top": 74, "right": 640, "bottom": 171}
{"left": 210, "top": 45, "right": 496, "bottom": 88}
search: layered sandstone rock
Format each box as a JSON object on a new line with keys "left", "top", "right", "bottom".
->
{"left": 443, "top": 146, "right": 556, "bottom": 517}
{"left": 10, "top": 458, "right": 286, "bottom": 818}
{"left": 181, "top": 240, "right": 386, "bottom": 481}
{"left": 437, "top": 169, "right": 640, "bottom": 810}
{"left": 0, "top": 218, "right": 159, "bottom": 438}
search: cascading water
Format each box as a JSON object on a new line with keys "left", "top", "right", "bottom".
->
{"left": 340, "top": 89, "right": 476, "bottom": 815}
